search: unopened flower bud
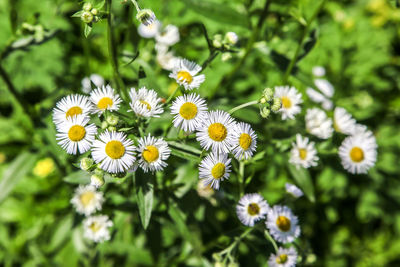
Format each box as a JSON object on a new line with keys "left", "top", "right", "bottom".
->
{"left": 80, "top": 157, "right": 94, "bottom": 171}
{"left": 136, "top": 9, "right": 156, "bottom": 26}
{"left": 221, "top": 53, "right": 232, "bottom": 62}
{"left": 83, "top": 2, "right": 93, "bottom": 11}
{"left": 91, "top": 173, "right": 104, "bottom": 188}
{"left": 260, "top": 107, "right": 271, "bottom": 119}
{"left": 90, "top": 8, "right": 99, "bottom": 16}
{"left": 106, "top": 114, "right": 119, "bottom": 126}
{"left": 101, "top": 121, "right": 108, "bottom": 130}
{"left": 81, "top": 11, "right": 94, "bottom": 24}
{"left": 263, "top": 87, "right": 274, "bottom": 101}
{"left": 271, "top": 97, "right": 282, "bottom": 112}
{"left": 213, "top": 39, "right": 222, "bottom": 48}
{"left": 225, "top": 31, "right": 238, "bottom": 45}
{"left": 259, "top": 97, "right": 267, "bottom": 104}
{"left": 108, "top": 126, "right": 116, "bottom": 131}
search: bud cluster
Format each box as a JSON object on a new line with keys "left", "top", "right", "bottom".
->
{"left": 80, "top": 2, "right": 101, "bottom": 24}
{"left": 259, "top": 87, "right": 282, "bottom": 119}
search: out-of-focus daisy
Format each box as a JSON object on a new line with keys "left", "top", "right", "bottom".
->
{"left": 129, "top": 87, "right": 164, "bottom": 118}
{"left": 305, "top": 108, "right": 333, "bottom": 139}
{"left": 268, "top": 247, "right": 298, "bottom": 267}
{"left": 169, "top": 59, "right": 205, "bottom": 90}
{"left": 71, "top": 185, "right": 104, "bottom": 216}
{"left": 333, "top": 107, "right": 357, "bottom": 135}
{"left": 231, "top": 122, "right": 257, "bottom": 160}
{"left": 136, "top": 135, "right": 171, "bottom": 172}
{"left": 53, "top": 94, "right": 92, "bottom": 125}
{"left": 289, "top": 134, "right": 319, "bottom": 168}
{"left": 225, "top": 32, "right": 238, "bottom": 45}
{"left": 90, "top": 85, "right": 122, "bottom": 115}
{"left": 196, "top": 110, "right": 236, "bottom": 154}
{"left": 156, "top": 44, "right": 180, "bottom": 71}
{"left": 266, "top": 205, "right": 301, "bottom": 244}
{"left": 312, "top": 66, "right": 325, "bottom": 77}
{"left": 314, "top": 79, "right": 334, "bottom": 98}
{"left": 92, "top": 130, "right": 136, "bottom": 173}
{"left": 274, "top": 86, "right": 303, "bottom": 120}
{"left": 338, "top": 131, "right": 377, "bottom": 174}
{"left": 155, "top": 24, "right": 180, "bottom": 46}
{"left": 56, "top": 115, "right": 97, "bottom": 155}
{"left": 285, "top": 183, "right": 303, "bottom": 198}
{"left": 306, "top": 87, "right": 333, "bottom": 110}
{"left": 83, "top": 215, "right": 113, "bottom": 243}
{"left": 138, "top": 20, "right": 161, "bottom": 38}
{"left": 199, "top": 152, "right": 231, "bottom": 190}
{"left": 236, "top": 193, "right": 269, "bottom": 227}
{"left": 196, "top": 180, "right": 215, "bottom": 199}
{"left": 82, "top": 74, "right": 105, "bottom": 94}
{"left": 170, "top": 93, "right": 208, "bottom": 132}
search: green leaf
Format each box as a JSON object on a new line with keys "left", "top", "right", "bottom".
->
{"left": 170, "top": 148, "right": 200, "bottom": 161}
{"left": 84, "top": 24, "right": 92, "bottom": 38}
{"left": 167, "top": 141, "right": 202, "bottom": 155}
{"left": 63, "top": 170, "right": 91, "bottom": 184}
{"left": 287, "top": 164, "right": 315, "bottom": 202}
{"left": 0, "top": 152, "right": 37, "bottom": 203}
{"left": 135, "top": 174, "right": 154, "bottom": 230}
{"left": 298, "top": 29, "right": 318, "bottom": 61}
{"left": 46, "top": 215, "right": 73, "bottom": 253}
{"left": 71, "top": 10, "right": 83, "bottom": 18}
{"left": 181, "top": 0, "right": 249, "bottom": 28}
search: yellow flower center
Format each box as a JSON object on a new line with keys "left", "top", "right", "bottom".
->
{"left": 97, "top": 97, "right": 113, "bottom": 110}
{"left": 140, "top": 100, "right": 152, "bottom": 110}
{"left": 281, "top": 96, "right": 292, "bottom": 108}
{"left": 247, "top": 203, "right": 260, "bottom": 216}
{"left": 276, "top": 215, "right": 291, "bottom": 232}
{"left": 208, "top": 123, "right": 227, "bottom": 142}
{"left": 65, "top": 106, "right": 83, "bottom": 118}
{"left": 239, "top": 133, "right": 252, "bottom": 150}
{"left": 142, "top": 145, "right": 159, "bottom": 163}
{"left": 68, "top": 125, "right": 86, "bottom": 141}
{"left": 177, "top": 71, "right": 193, "bottom": 84}
{"left": 179, "top": 102, "right": 198, "bottom": 120}
{"left": 276, "top": 254, "right": 288, "bottom": 264}
{"left": 105, "top": 140, "right": 125, "bottom": 159}
{"left": 80, "top": 191, "right": 95, "bottom": 207}
{"left": 298, "top": 148, "right": 307, "bottom": 160}
{"left": 350, "top": 146, "right": 364, "bottom": 162}
{"left": 89, "top": 222, "right": 102, "bottom": 233}
{"left": 211, "top": 163, "right": 226, "bottom": 179}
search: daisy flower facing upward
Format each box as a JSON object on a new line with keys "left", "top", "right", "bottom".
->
{"left": 289, "top": 134, "right": 319, "bottom": 168}
{"left": 199, "top": 152, "right": 231, "bottom": 190}
{"left": 83, "top": 215, "right": 113, "bottom": 243}
{"left": 71, "top": 185, "right": 104, "bottom": 216}
{"left": 266, "top": 205, "right": 301, "bottom": 244}
{"left": 90, "top": 85, "right": 122, "bottom": 115}
{"left": 136, "top": 135, "right": 171, "bottom": 172}
{"left": 56, "top": 115, "right": 97, "bottom": 155}
{"left": 236, "top": 193, "right": 269, "bottom": 227}
{"left": 196, "top": 110, "right": 236, "bottom": 154}
{"left": 170, "top": 93, "right": 208, "bottom": 132}
{"left": 129, "top": 87, "right": 164, "bottom": 118}
{"left": 268, "top": 247, "right": 298, "bottom": 267}
{"left": 305, "top": 108, "right": 333, "bottom": 139}
{"left": 333, "top": 107, "right": 357, "bottom": 135}
{"left": 338, "top": 130, "right": 377, "bottom": 174}
{"left": 53, "top": 94, "right": 92, "bottom": 125}
{"left": 169, "top": 58, "right": 205, "bottom": 90}
{"left": 92, "top": 130, "right": 136, "bottom": 173}
{"left": 274, "top": 86, "right": 303, "bottom": 120}
{"left": 231, "top": 122, "right": 257, "bottom": 160}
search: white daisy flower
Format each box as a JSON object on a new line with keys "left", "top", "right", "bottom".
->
{"left": 312, "top": 66, "right": 325, "bottom": 77}
{"left": 71, "top": 185, "right": 104, "bottom": 216}
{"left": 334, "top": 107, "right": 357, "bottom": 135}
{"left": 91, "top": 130, "right": 136, "bottom": 173}
{"left": 129, "top": 87, "right": 164, "bottom": 118}
{"left": 306, "top": 87, "right": 333, "bottom": 110}
{"left": 196, "top": 180, "right": 215, "bottom": 199}
{"left": 169, "top": 58, "right": 205, "bottom": 91}
{"left": 285, "top": 183, "right": 304, "bottom": 198}
{"left": 136, "top": 135, "right": 171, "bottom": 173}
{"left": 338, "top": 131, "right": 377, "bottom": 174}
{"left": 156, "top": 45, "right": 180, "bottom": 71}
{"left": 196, "top": 110, "right": 236, "bottom": 154}
{"left": 305, "top": 108, "right": 333, "bottom": 139}
{"left": 53, "top": 94, "right": 92, "bottom": 125}
{"left": 90, "top": 85, "right": 122, "bottom": 115}
{"left": 56, "top": 115, "right": 97, "bottom": 155}
{"left": 199, "top": 152, "right": 231, "bottom": 190}
{"left": 266, "top": 205, "right": 301, "bottom": 244}
{"left": 155, "top": 24, "right": 180, "bottom": 46}
{"left": 274, "top": 86, "right": 303, "bottom": 120}
{"left": 314, "top": 79, "right": 334, "bottom": 98}
{"left": 268, "top": 247, "right": 298, "bottom": 267}
{"left": 231, "top": 122, "right": 257, "bottom": 160}
{"left": 82, "top": 74, "right": 105, "bottom": 94}
{"left": 236, "top": 193, "right": 269, "bottom": 227}
{"left": 83, "top": 215, "right": 113, "bottom": 243}
{"left": 170, "top": 93, "right": 208, "bottom": 132}
{"left": 289, "top": 134, "right": 319, "bottom": 168}
{"left": 138, "top": 20, "right": 161, "bottom": 38}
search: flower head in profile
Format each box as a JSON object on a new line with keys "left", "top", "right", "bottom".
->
{"left": 136, "top": 9, "right": 156, "bottom": 26}
{"left": 90, "top": 85, "right": 122, "bottom": 115}
{"left": 136, "top": 135, "right": 171, "bottom": 173}
{"left": 236, "top": 193, "right": 269, "bottom": 227}
{"left": 274, "top": 86, "right": 303, "bottom": 120}
{"left": 305, "top": 108, "right": 333, "bottom": 139}
{"left": 169, "top": 59, "right": 205, "bottom": 90}
{"left": 285, "top": 183, "right": 303, "bottom": 198}
{"left": 268, "top": 247, "right": 298, "bottom": 267}
{"left": 231, "top": 122, "right": 257, "bottom": 160}
{"left": 138, "top": 19, "right": 161, "bottom": 38}
{"left": 81, "top": 74, "right": 104, "bottom": 93}
{"left": 53, "top": 94, "right": 92, "bottom": 125}
{"left": 334, "top": 107, "right": 357, "bottom": 135}
{"left": 129, "top": 87, "right": 164, "bottom": 118}
{"left": 289, "top": 134, "right": 319, "bottom": 168}
{"left": 266, "top": 205, "right": 301, "bottom": 244}
{"left": 83, "top": 215, "right": 113, "bottom": 243}
{"left": 156, "top": 24, "right": 180, "bottom": 46}
{"left": 71, "top": 185, "right": 104, "bottom": 216}
{"left": 199, "top": 152, "right": 231, "bottom": 190}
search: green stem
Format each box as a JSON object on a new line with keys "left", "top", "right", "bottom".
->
{"left": 130, "top": 0, "right": 141, "bottom": 12}
{"left": 219, "top": 227, "right": 254, "bottom": 256}
{"left": 165, "top": 85, "right": 180, "bottom": 104}
{"left": 201, "top": 50, "right": 218, "bottom": 71}
{"left": 238, "top": 161, "right": 245, "bottom": 197}
{"left": 282, "top": 0, "right": 327, "bottom": 83}
{"left": 264, "top": 230, "right": 279, "bottom": 252}
{"left": 228, "top": 100, "right": 259, "bottom": 114}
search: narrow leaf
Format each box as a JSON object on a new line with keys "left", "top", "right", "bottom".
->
{"left": 135, "top": 174, "right": 154, "bottom": 230}
{"left": 84, "top": 24, "right": 92, "bottom": 38}
{"left": 63, "top": 170, "right": 91, "bottom": 184}
{"left": 288, "top": 164, "right": 315, "bottom": 202}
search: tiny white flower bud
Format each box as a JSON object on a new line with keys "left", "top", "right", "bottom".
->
{"left": 136, "top": 9, "right": 156, "bottom": 26}
{"left": 263, "top": 87, "right": 274, "bottom": 101}
{"left": 81, "top": 11, "right": 94, "bottom": 24}
{"left": 259, "top": 97, "right": 267, "bottom": 104}
{"left": 108, "top": 126, "right": 116, "bottom": 131}
{"left": 225, "top": 31, "right": 238, "bottom": 45}
{"left": 101, "top": 121, "right": 108, "bottom": 130}
{"left": 90, "top": 8, "right": 99, "bottom": 16}
{"left": 80, "top": 157, "right": 94, "bottom": 171}
{"left": 83, "top": 2, "right": 93, "bottom": 11}
{"left": 221, "top": 53, "right": 232, "bottom": 61}
{"left": 106, "top": 114, "right": 119, "bottom": 126}
{"left": 260, "top": 107, "right": 271, "bottom": 118}
{"left": 271, "top": 97, "right": 282, "bottom": 112}
{"left": 91, "top": 173, "right": 104, "bottom": 188}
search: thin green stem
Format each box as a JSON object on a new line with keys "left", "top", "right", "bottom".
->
{"left": 264, "top": 230, "right": 279, "bottom": 252}
{"left": 130, "top": 0, "right": 141, "bottom": 12}
{"left": 238, "top": 161, "right": 245, "bottom": 197}
{"left": 165, "top": 85, "right": 180, "bottom": 104}
{"left": 219, "top": 227, "right": 254, "bottom": 256}
{"left": 282, "top": 0, "right": 327, "bottom": 83}
{"left": 201, "top": 50, "right": 218, "bottom": 71}
{"left": 229, "top": 100, "right": 259, "bottom": 114}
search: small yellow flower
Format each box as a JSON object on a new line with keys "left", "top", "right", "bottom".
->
{"left": 33, "top": 158, "right": 55, "bottom": 178}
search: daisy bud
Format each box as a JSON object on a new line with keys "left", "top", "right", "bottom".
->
{"left": 83, "top": 2, "right": 93, "bottom": 11}
{"left": 106, "top": 114, "right": 119, "bottom": 126}
{"left": 101, "top": 121, "right": 108, "bottom": 130}
{"left": 91, "top": 8, "right": 99, "bottom": 16}
{"left": 259, "top": 97, "right": 267, "bottom": 104}
{"left": 271, "top": 97, "right": 282, "bottom": 112}
{"left": 136, "top": 9, "right": 156, "bottom": 26}
{"left": 221, "top": 53, "right": 232, "bottom": 62}
{"left": 213, "top": 39, "right": 222, "bottom": 48}
{"left": 260, "top": 107, "right": 270, "bottom": 119}
{"left": 91, "top": 173, "right": 104, "bottom": 188}
{"left": 108, "top": 126, "right": 116, "bottom": 131}
{"left": 80, "top": 157, "right": 94, "bottom": 171}
{"left": 225, "top": 32, "right": 238, "bottom": 45}
{"left": 262, "top": 87, "right": 274, "bottom": 101}
{"left": 81, "top": 11, "right": 94, "bottom": 24}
